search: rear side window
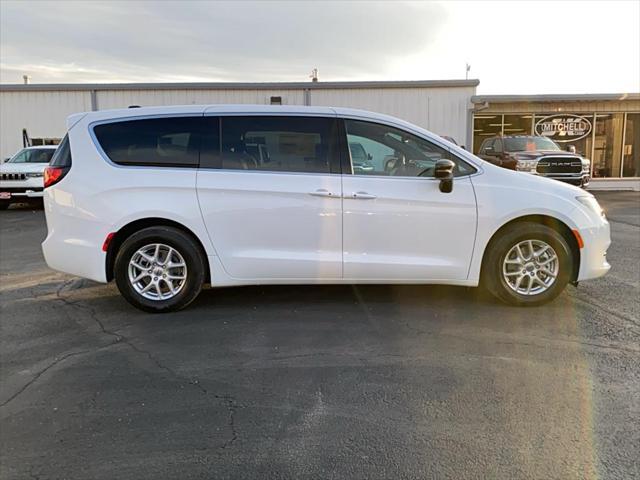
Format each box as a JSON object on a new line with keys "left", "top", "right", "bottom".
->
{"left": 94, "top": 117, "right": 205, "bottom": 167}
{"left": 50, "top": 135, "right": 72, "bottom": 167}
{"left": 219, "top": 116, "right": 339, "bottom": 174}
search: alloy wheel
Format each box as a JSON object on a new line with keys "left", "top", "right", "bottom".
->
{"left": 128, "top": 243, "right": 188, "bottom": 301}
{"left": 502, "top": 239, "right": 559, "bottom": 296}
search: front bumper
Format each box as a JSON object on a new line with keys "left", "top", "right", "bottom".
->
{"left": 547, "top": 174, "right": 590, "bottom": 188}
{"left": 0, "top": 179, "right": 45, "bottom": 199}
{"left": 576, "top": 217, "right": 611, "bottom": 282}
{"left": 520, "top": 172, "right": 590, "bottom": 188}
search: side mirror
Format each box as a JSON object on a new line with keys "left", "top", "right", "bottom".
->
{"left": 434, "top": 159, "right": 455, "bottom": 193}
{"left": 484, "top": 146, "right": 494, "bottom": 155}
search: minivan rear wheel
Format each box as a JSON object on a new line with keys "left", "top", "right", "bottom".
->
{"left": 114, "top": 226, "right": 205, "bottom": 312}
{"left": 483, "top": 223, "right": 573, "bottom": 306}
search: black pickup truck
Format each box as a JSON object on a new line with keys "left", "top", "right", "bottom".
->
{"left": 477, "top": 135, "right": 590, "bottom": 188}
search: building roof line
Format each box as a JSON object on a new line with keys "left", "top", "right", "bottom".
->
{"left": 0, "top": 79, "right": 479, "bottom": 92}
{"left": 472, "top": 93, "right": 640, "bottom": 103}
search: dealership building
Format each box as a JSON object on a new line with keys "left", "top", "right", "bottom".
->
{"left": 1, "top": 80, "right": 638, "bottom": 190}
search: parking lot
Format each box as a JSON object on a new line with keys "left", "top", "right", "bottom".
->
{"left": 0, "top": 191, "right": 638, "bottom": 479}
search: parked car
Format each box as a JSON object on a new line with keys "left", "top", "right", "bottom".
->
{"left": 477, "top": 135, "right": 590, "bottom": 188}
{"left": 42, "top": 105, "right": 610, "bottom": 312}
{"left": 0, "top": 145, "right": 58, "bottom": 209}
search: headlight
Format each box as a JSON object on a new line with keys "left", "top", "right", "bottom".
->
{"left": 576, "top": 195, "right": 605, "bottom": 218}
{"left": 516, "top": 159, "right": 538, "bottom": 172}
{"left": 26, "top": 172, "right": 44, "bottom": 178}
{"left": 581, "top": 158, "right": 591, "bottom": 172}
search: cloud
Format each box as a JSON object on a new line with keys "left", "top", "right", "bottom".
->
{"left": 0, "top": 0, "right": 447, "bottom": 83}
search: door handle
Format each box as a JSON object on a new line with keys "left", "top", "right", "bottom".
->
{"left": 309, "top": 189, "right": 337, "bottom": 198}
{"left": 351, "top": 191, "right": 377, "bottom": 200}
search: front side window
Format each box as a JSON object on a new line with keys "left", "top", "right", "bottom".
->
{"left": 8, "top": 148, "right": 55, "bottom": 164}
{"left": 220, "top": 116, "right": 338, "bottom": 174}
{"left": 345, "top": 120, "right": 475, "bottom": 177}
{"left": 94, "top": 117, "right": 206, "bottom": 167}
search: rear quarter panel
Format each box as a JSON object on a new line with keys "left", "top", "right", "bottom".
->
{"left": 43, "top": 114, "right": 214, "bottom": 282}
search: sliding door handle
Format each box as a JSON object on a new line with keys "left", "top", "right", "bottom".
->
{"left": 351, "top": 191, "right": 377, "bottom": 200}
{"left": 309, "top": 189, "right": 337, "bottom": 198}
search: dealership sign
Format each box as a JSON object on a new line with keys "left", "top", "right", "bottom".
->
{"left": 535, "top": 114, "right": 592, "bottom": 142}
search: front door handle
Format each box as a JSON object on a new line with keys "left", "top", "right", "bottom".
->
{"left": 351, "top": 191, "right": 377, "bottom": 200}
{"left": 309, "top": 189, "right": 337, "bottom": 198}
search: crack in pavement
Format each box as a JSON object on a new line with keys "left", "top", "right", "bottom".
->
{"left": 0, "top": 348, "right": 92, "bottom": 408}
{"left": 568, "top": 290, "right": 640, "bottom": 329}
{"left": 49, "top": 279, "right": 241, "bottom": 449}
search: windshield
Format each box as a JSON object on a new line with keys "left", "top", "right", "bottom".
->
{"left": 8, "top": 148, "right": 56, "bottom": 164}
{"left": 504, "top": 136, "right": 561, "bottom": 152}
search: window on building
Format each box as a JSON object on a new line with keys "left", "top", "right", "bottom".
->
{"left": 220, "top": 116, "right": 338, "bottom": 174}
{"left": 532, "top": 113, "right": 594, "bottom": 165}
{"left": 30, "top": 138, "right": 61, "bottom": 146}
{"left": 345, "top": 119, "right": 475, "bottom": 177}
{"left": 503, "top": 115, "right": 533, "bottom": 137}
{"left": 592, "top": 114, "right": 624, "bottom": 178}
{"left": 94, "top": 117, "right": 205, "bottom": 167}
{"left": 270, "top": 96, "right": 282, "bottom": 105}
{"left": 623, "top": 113, "right": 640, "bottom": 178}
{"left": 472, "top": 115, "right": 503, "bottom": 154}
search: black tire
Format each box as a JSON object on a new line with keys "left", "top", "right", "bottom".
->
{"left": 482, "top": 223, "right": 573, "bottom": 306}
{"left": 114, "top": 226, "right": 206, "bottom": 313}
{"left": 0, "top": 200, "right": 10, "bottom": 210}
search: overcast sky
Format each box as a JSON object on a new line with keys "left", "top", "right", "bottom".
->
{"left": 1, "top": 0, "right": 639, "bottom": 94}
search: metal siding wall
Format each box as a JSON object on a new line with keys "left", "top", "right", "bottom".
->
{"left": 0, "top": 86, "right": 476, "bottom": 159}
{"left": 0, "top": 90, "right": 91, "bottom": 159}
{"left": 309, "top": 87, "right": 473, "bottom": 145}
{"left": 95, "top": 89, "right": 306, "bottom": 109}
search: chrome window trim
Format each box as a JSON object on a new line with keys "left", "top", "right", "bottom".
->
{"left": 196, "top": 168, "right": 342, "bottom": 178}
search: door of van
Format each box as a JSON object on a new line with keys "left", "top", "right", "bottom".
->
{"left": 340, "top": 119, "right": 478, "bottom": 281}
{"left": 196, "top": 113, "right": 343, "bottom": 280}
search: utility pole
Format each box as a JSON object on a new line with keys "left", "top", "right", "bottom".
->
{"left": 465, "top": 63, "right": 471, "bottom": 80}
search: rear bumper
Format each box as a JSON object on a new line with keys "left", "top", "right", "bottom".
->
{"left": 42, "top": 192, "right": 109, "bottom": 283}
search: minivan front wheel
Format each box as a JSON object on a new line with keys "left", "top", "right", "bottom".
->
{"left": 114, "top": 226, "right": 205, "bottom": 312}
{"left": 483, "top": 223, "right": 573, "bottom": 306}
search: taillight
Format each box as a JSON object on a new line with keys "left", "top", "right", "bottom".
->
{"left": 43, "top": 166, "right": 69, "bottom": 188}
{"left": 46, "top": 134, "right": 72, "bottom": 188}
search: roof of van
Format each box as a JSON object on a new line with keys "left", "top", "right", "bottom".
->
{"left": 70, "top": 104, "right": 419, "bottom": 131}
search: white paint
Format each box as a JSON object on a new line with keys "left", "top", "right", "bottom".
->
{"left": 41, "top": 105, "right": 610, "bottom": 304}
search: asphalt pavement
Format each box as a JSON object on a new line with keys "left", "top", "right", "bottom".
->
{"left": 0, "top": 192, "right": 639, "bottom": 479}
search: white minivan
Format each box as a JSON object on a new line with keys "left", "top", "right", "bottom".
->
{"left": 42, "top": 105, "right": 610, "bottom": 312}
